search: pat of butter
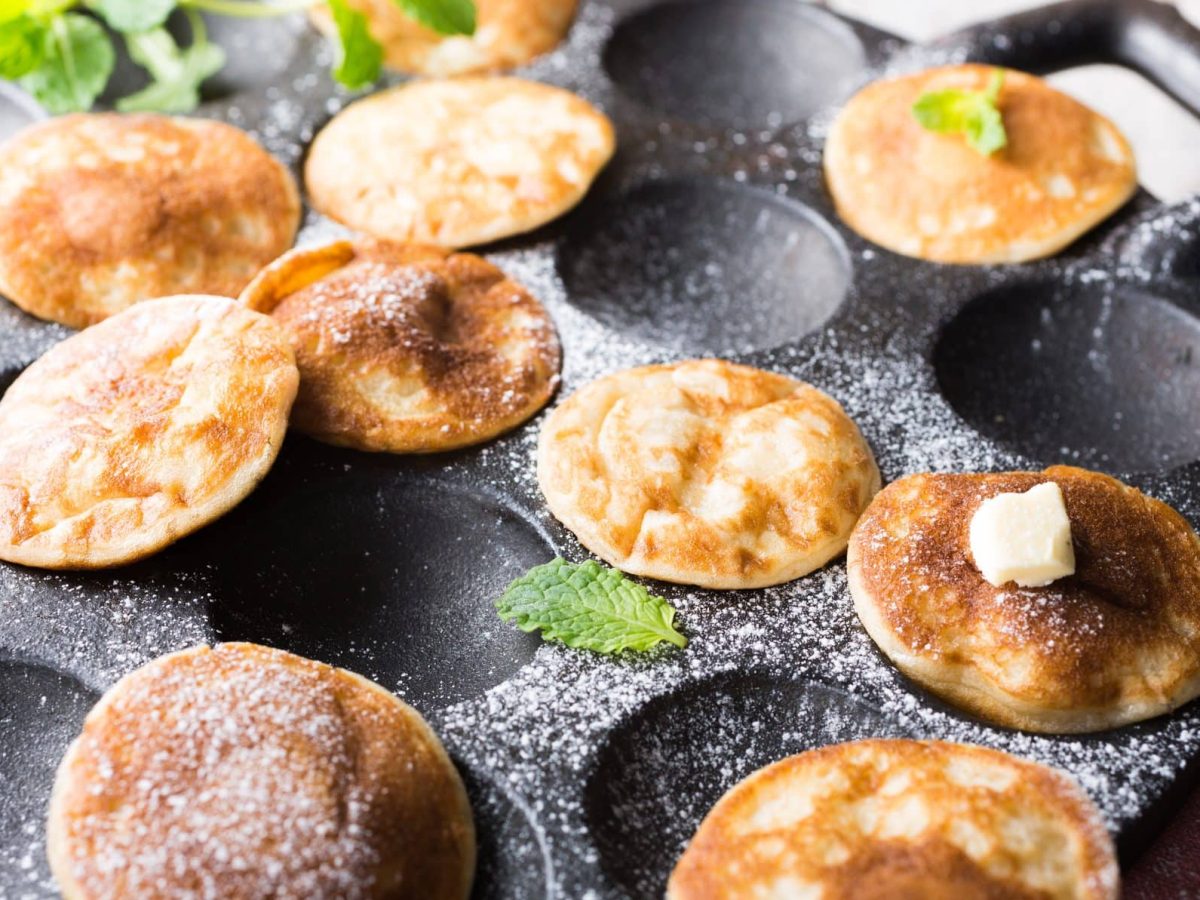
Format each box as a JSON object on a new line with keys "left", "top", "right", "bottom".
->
{"left": 969, "top": 482, "right": 1076, "bottom": 588}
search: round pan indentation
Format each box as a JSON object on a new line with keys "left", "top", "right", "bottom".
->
{"left": 0, "top": 659, "right": 97, "bottom": 896}
{"left": 603, "top": 0, "right": 866, "bottom": 128}
{"left": 206, "top": 474, "right": 547, "bottom": 710}
{"left": 583, "top": 672, "right": 908, "bottom": 898}
{"left": 558, "top": 179, "right": 851, "bottom": 354}
{"left": 458, "top": 767, "right": 551, "bottom": 900}
{"left": 934, "top": 283, "right": 1200, "bottom": 473}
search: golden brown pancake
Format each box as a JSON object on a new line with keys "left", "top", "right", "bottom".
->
{"left": 239, "top": 239, "right": 561, "bottom": 453}
{"left": 0, "top": 113, "right": 300, "bottom": 327}
{"left": 304, "top": 77, "right": 614, "bottom": 248}
{"left": 310, "top": 0, "right": 577, "bottom": 75}
{"left": 668, "top": 739, "right": 1118, "bottom": 900}
{"left": 47, "top": 642, "right": 475, "bottom": 899}
{"left": 0, "top": 296, "right": 298, "bottom": 569}
{"left": 536, "top": 360, "right": 880, "bottom": 589}
{"left": 848, "top": 466, "right": 1200, "bottom": 733}
{"left": 824, "top": 65, "right": 1136, "bottom": 263}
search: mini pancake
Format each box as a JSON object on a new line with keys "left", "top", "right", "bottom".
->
{"left": 824, "top": 64, "right": 1136, "bottom": 263}
{"left": 848, "top": 466, "right": 1200, "bottom": 733}
{"left": 668, "top": 739, "right": 1118, "bottom": 900}
{"left": 0, "top": 296, "right": 298, "bottom": 569}
{"left": 0, "top": 113, "right": 300, "bottom": 328}
{"left": 47, "top": 642, "right": 475, "bottom": 899}
{"left": 304, "top": 77, "right": 614, "bottom": 248}
{"left": 310, "top": 0, "right": 577, "bottom": 76}
{"left": 536, "top": 360, "right": 880, "bottom": 589}
{"left": 239, "top": 239, "right": 561, "bottom": 453}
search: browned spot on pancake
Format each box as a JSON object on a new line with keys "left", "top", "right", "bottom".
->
{"left": 849, "top": 467, "right": 1200, "bottom": 732}
{"left": 0, "top": 113, "right": 300, "bottom": 328}
{"left": 240, "top": 239, "right": 560, "bottom": 453}
{"left": 825, "top": 839, "right": 1048, "bottom": 900}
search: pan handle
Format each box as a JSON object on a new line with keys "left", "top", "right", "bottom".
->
{"left": 930, "top": 0, "right": 1200, "bottom": 118}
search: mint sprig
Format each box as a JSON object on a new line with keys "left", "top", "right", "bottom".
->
{"left": 497, "top": 558, "right": 688, "bottom": 655}
{"left": 2, "top": 0, "right": 478, "bottom": 115}
{"left": 912, "top": 68, "right": 1008, "bottom": 156}
{"left": 327, "top": 0, "right": 381, "bottom": 90}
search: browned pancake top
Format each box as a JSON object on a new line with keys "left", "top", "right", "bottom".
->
{"left": 241, "top": 239, "right": 560, "bottom": 453}
{"left": 667, "top": 739, "right": 1118, "bottom": 900}
{"left": 824, "top": 65, "right": 1136, "bottom": 263}
{"left": 47, "top": 643, "right": 475, "bottom": 900}
{"left": 849, "top": 466, "right": 1200, "bottom": 731}
{"left": 0, "top": 113, "right": 300, "bottom": 327}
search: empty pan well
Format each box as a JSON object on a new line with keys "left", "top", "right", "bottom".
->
{"left": 935, "top": 282, "right": 1200, "bottom": 473}
{"left": 558, "top": 179, "right": 850, "bottom": 354}
{"left": 206, "top": 474, "right": 547, "bottom": 711}
{"left": 583, "top": 672, "right": 910, "bottom": 898}
{"left": 0, "top": 660, "right": 97, "bottom": 897}
{"left": 459, "top": 767, "right": 551, "bottom": 900}
{"left": 604, "top": 0, "right": 866, "bottom": 128}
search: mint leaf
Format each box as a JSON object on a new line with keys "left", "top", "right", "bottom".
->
{"left": 911, "top": 68, "right": 1008, "bottom": 156}
{"left": 0, "top": 0, "right": 32, "bottom": 24}
{"left": 328, "top": 0, "right": 381, "bottom": 89}
{"left": 117, "top": 23, "right": 224, "bottom": 113}
{"left": 496, "top": 558, "right": 687, "bottom": 654}
{"left": 21, "top": 13, "right": 114, "bottom": 114}
{"left": 393, "top": 0, "right": 475, "bottom": 36}
{"left": 92, "top": 0, "right": 176, "bottom": 33}
{"left": 0, "top": 14, "right": 44, "bottom": 78}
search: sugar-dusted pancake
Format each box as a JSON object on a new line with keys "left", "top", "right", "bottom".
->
{"left": 310, "top": 0, "right": 577, "bottom": 75}
{"left": 848, "top": 466, "right": 1200, "bottom": 733}
{"left": 240, "top": 239, "right": 561, "bottom": 453}
{"left": 668, "top": 739, "right": 1118, "bottom": 900}
{"left": 305, "top": 77, "right": 614, "bottom": 248}
{"left": 824, "top": 65, "right": 1136, "bottom": 263}
{"left": 0, "top": 296, "right": 298, "bottom": 569}
{"left": 0, "top": 114, "right": 300, "bottom": 327}
{"left": 537, "top": 360, "right": 880, "bottom": 589}
{"left": 47, "top": 642, "right": 475, "bottom": 899}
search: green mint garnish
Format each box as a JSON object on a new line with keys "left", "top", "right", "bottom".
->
{"left": 496, "top": 558, "right": 688, "bottom": 655}
{"left": 912, "top": 68, "right": 1008, "bottom": 156}
{"left": 116, "top": 17, "right": 225, "bottom": 113}
{"left": 327, "top": 0, "right": 382, "bottom": 90}
{"left": 2, "top": 0, "right": 478, "bottom": 114}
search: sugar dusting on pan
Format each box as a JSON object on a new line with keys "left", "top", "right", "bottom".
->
{"left": 1, "top": 1, "right": 1199, "bottom": 899}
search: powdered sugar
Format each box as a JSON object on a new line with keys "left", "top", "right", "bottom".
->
{"left": 1, "top": 2, "right": 1198, "bottom": 898}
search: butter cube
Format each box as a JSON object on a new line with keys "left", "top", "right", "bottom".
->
{"left": 969, "top": 482, "right": 1076, "bottom": 588}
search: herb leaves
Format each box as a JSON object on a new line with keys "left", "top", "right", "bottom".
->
{"left": 912, "top": 68, "right": 1008, "bottom": 156}
{"left": 496, "top": 558, "right": 688, "bottom": 655}
{"left": 3, "top": 0, "right": 478, "bottom": 115}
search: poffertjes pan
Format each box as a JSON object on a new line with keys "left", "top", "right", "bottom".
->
{"left": 310, "top": 0, "right": 577, "bottom": 75}
{"left": 0, "top": 114, "right": 300, "bottom": 327}
{"left": 848, "top": 466, "right": 1200, "bottom": 733}
{"left": 0, "top": 295, "right": 298, "bottom": 569}
{"left": 240, "top": 239, "right": 561, "bottom": 453}
{"left": 304, "top": 77, "right": 614, "bottom": 248}
{"left": 537, "top": 360, "right": 880, "bottom": 589}
{"left": 668, "top": 739, "right": 1118, "bottom": 900}
{"left": 824, "top": 65, "right": 1136, "bottom": 263}
{"left": 47, "top": 642, "right": 475, "bottom": 899}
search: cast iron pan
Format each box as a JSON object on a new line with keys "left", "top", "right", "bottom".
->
{"left": 1, "top": 0, "right": 1199, "bottom": 897}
